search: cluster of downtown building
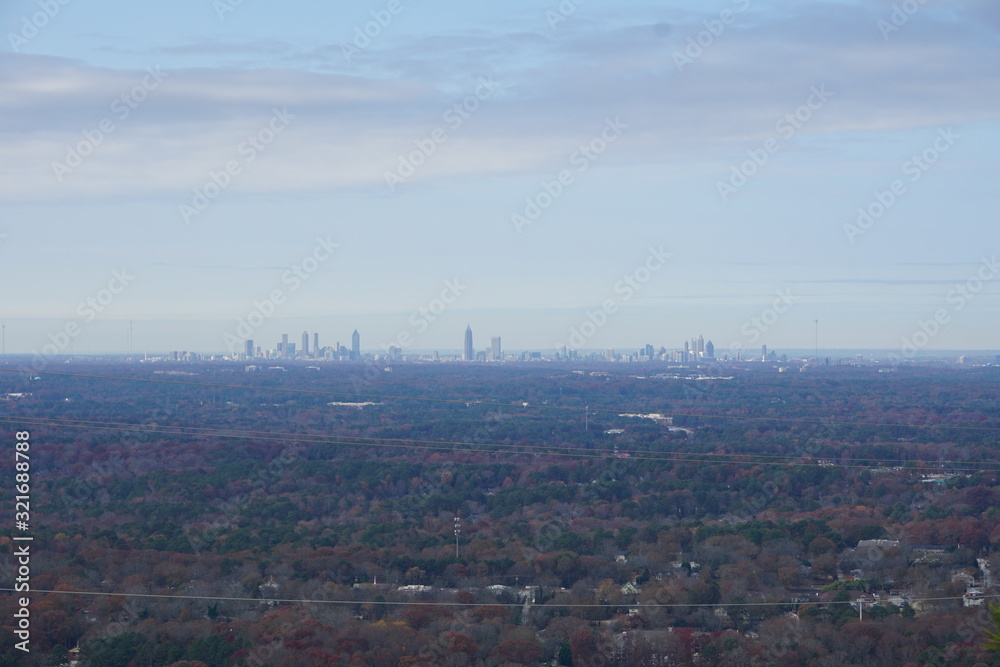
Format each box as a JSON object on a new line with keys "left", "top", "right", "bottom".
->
{"left": 174, "top": 327, "right": 780, "bottom": 364}
{"left": 562, "top": 336, "right": 780, "bottom": 364}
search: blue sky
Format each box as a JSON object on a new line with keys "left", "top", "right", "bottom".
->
{"left": 1, "top": 0, "right": 998, "bottom": 356}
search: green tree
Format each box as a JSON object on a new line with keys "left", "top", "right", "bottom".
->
{"left": 82, "top": 633, "right": 153, "bottom": 667}
{"left": 558, "top": 641, "right": 574, "bottom": 666}
{"left": 982, "top": 603, "right": 1000, "bottom": 651}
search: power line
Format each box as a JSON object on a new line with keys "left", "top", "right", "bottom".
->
{"left": 4, "top": 412, "right": 1000, "bottom": 471}
{"left": 0, "top": 368, "right": 997, "bottom": 434}
{"left": 2, "top": 414, "right": 999, "bottom": 472}
{"left": 0, "top": 586, "right": 986, "bottom": 611}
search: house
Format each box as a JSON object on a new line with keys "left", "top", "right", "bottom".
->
{"left": 857, "top": 539, "right": 900, "bottom": 549}
{"left": 964, "top": 590, "right": 985, "bottom": 607}
{"left": 398, "top": 585, "right": 433, "bottom": 594}
{"left": 912, "top": 546, "right": 948, "bottom": 564}
{"left": 952, "top": 571, "right": 977, "bottom": 587}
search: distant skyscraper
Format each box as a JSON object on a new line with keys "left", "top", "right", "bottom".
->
{"left": 491, "top": 336, "right": 502, "bottom": 361}
{"left": 761, "top": 344, "right": 768, "bottom": 361}
{"left": 464, "top": 325, "right": 474, "bottom": 361}
{"left": 282, "top": 333, "right": 289, "bottom": 358}
{"left": 302, "top": 331, "right": 309, "bottom": 357}
{"left": 245, "top": 339, "right": 254, "bottom": 358}
{"left": 705, "top": 340, "right": 715, "bottom": 359}
{"left": 313, "top": 332, "right": 319, "bottom": 359}
{"left": 351, "top": 329, "right": 360, "bottom": 361}
{"left": 697, "top": 335, "right": 705, "bottom": 354}
{"left": 683, "top": 340, "right": 690, "bottom": 362}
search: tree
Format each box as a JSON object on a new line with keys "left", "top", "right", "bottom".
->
{"left": 982, "top": 603, "right": 1000, "bottom": 652}
{"left": 489, "top": 640, "right": 542, "bottom": 665}
{"left": 558, "top": 641, "right": 574, "bottom": 666}
{"left": 445, "top": 632, "right": 477, "bottom": 657}
{"left": 570, "top": 630, "right": 595, "bottom": 666}
{"left": 809, "top": 553, "right": 838, "bottom": 581}
{"left": 81, "top": 633, "right": 153, "bottom": 667}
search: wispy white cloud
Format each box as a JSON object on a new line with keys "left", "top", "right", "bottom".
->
{"left": 0, "top": 1, "right": 998, "bottom": 204}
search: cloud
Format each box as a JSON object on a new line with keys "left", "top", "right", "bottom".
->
{"left": 1, "top": 1, "right": 998, "bottom": 203}
{"left": 149, "top": 262, "right": 291, "bottom": 271}
{"left": 98, "top": 38, "right": 294, "bottom": 59}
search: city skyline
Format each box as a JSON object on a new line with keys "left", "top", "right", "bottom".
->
{"left": 5, "top": 316, "right": 997, "bottom": 363}
{"left": 2, "top": 290, "right": 997, "bottom": 356}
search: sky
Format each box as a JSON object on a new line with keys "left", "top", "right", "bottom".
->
{"left": 0, "top": 0, "right": 998, "bottom": 357}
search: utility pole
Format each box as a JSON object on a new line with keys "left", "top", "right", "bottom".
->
{"left": 454, "top": 516, "right": 461, "bottom": 559}
{"left": 585, "top": 405, "right": 589, "bottom": 432}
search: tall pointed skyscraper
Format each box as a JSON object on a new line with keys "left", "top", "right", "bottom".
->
{"left": 463, "top": 325, "right": 474, "bottom": 361}
{"left": 351, "top": 329, "right": 360, "bottom": 361}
